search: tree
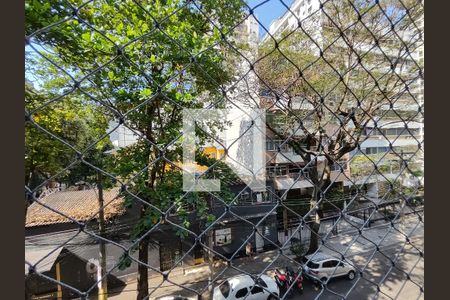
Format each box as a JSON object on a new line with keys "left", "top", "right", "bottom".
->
{"left": 26, "top": 0, "right": 244, "bottom": 298}
{"left": 25, "top": 81, "right": 111, "bottom": 191}
{"left": 256, "top": 0, "right": 423, "bottom": 253}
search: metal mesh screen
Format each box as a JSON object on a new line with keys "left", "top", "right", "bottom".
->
{"left": 25, "top": 0, "right": 424, "bottom": 299}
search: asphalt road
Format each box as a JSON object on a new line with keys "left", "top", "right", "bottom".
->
{"left": 282, "top": 238, "right": 424, "bottom": 300}
{"left": 89, "top": 219, "right": 424, "bottom": 300}
{"left": 141, "top": 236, "right": 424, "bottom": 300}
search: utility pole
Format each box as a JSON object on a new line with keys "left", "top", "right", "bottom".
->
{"left": 281, "top": 193, "right": 288, "bottom": 238}
{"left": 206, "top": 197, "right": 214, "bottom": 294}
{"left": 55, "top": 262, "right": 63, "bottom": 300}
{"left": 399, "top": 150, "right": 406, "bottom": 227}
{"left": 97, "top": 171, "right": 108, "bottom": 300}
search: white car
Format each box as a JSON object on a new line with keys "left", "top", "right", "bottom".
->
{"left": 213, "top": 274, "right": 279, "bottom": 300}
{"left": 301, "top": 252, "right": 356, "bottom": 282}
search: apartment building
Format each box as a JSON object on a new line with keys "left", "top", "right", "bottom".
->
{"left": 260, "top": 0, "right": 423, "bottom": 210}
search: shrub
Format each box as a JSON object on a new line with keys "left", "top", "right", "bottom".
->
{"left": 290, "top": 238, "right": 308, "bottom": 259}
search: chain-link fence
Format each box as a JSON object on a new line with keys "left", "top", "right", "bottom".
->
{"left": 25, "top": 0, "right": 424, "bottom": 299}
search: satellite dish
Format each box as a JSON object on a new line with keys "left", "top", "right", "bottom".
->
{"left": 86, "top": 258, "right": 99, "bottom": 274}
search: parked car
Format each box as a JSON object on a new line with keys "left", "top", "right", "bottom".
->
{"left": 213, "top": 274, "right": 279, "bottom": 300}
{"left": 301, "top": 252, "right": 356, "bottom": 283}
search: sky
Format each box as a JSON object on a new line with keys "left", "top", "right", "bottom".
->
{"left": 247, "top": 0, "right": 294, "bottom": 38}
{"left": 26, "top": 0, "right": 294, "bottom": 81}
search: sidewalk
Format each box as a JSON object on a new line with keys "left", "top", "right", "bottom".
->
{"left": 321, "top": 212, "right": 424, "bottom": 257}
{"left": 88, "top": 213, "right": 423, "bottom": 300}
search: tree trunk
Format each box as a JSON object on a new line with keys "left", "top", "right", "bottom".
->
{"left": 137, "top": 205, "right": 149, "bottom": 300}
{"left": 307, "top": 187, "right": 321, "bottom": 254}
{"left": 137, "top": 101, "right": 157, "bottom": 300}
{"left": 306, "top": 158, "right": 331, "bottom": 254}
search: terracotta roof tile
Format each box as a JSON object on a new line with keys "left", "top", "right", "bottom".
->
{"left": 25, "top": 187, "right": 125, "bottom": 227}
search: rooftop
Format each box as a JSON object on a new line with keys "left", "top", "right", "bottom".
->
{"left": 25, "top": 187, "right": 125, "bottom": 228}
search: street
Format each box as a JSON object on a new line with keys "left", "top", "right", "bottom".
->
{"left": 92, "top": 214, "right": 424, "bottom": 300}
{"left": 286, "top": 238, "right": 424, "bottom": 300}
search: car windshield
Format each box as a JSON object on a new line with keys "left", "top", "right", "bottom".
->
{"left": 256, "top": 277, "right": 268, "bottom": 288}
{"left": 301, "top": 257, "right": 320, "bottom": 269}
{"left": 219, "top": 281, "right": 231, "bottom": 298}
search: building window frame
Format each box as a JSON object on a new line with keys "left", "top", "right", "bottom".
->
{"left": 215, "top": 228, "right": 232, "bottom": 246}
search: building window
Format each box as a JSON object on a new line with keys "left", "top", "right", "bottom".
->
{"left": 264, "top": 225, "right": 271, "bottom": 236}
{"left": 215, "top": 228, "right": 232, "bottom": 246}
{"left": 386, "top": 128, "right": 397, "bottom": 136}
{"left": 266, "top": 140, "right": 276, "bottom": 151}
{"left": 239, "top": 191, "right": 251, "bottom": 204}
{"left": 266, "top": 140, "right": 290, "bottom": 152}
{"left": 364, "top": 147, "right": 390, "bottom": 155}
{"left": 239, "top": 191, "right": 270, "bottom": 204}
{"left": 254, "top": 192, "right": 269, "bottom": 203}
{"left": 267, "top": 165, "right": 288, "bottom": 177}
{"left": 331, "top": 160, "right": 348, "bottom": 171}
{"left": 288, "top": 166, "right": 311, "bottom": 179}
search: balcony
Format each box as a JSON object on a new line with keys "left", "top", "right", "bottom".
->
{"left": 266, "top": 151, "right": 305, "bottom": 164}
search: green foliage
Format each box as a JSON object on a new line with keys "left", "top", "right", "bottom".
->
{"left": 25, "top": 82, "right": 112, "bottom": 188}
{"left": 26, "top": 0, "right": 244, "bottom": 282}
{"left": 411, "top": 169, "right": 424, "bottom": 178}
{"left": 118, "top": 253, "right": 132, "bottom": 271}
{"left": 322, "top": 185, "right": 346, "bottom": 211}
{"left": 256, "top": 1, "right": 422, "bottom": 254}
{"left": 350, "top": 155, "right": 400, "bottom": 178}
{"left": 290, "top": 239, "right": 307, "bottom": 259}
{"left": 256, "top": 0, "right": 421, "bottom": 157}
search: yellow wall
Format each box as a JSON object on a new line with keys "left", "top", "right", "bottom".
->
{"left": 203, "top": 147, "right": 225, "bottom": 159}
{"left": 166, "top": 146, "right": 225, "bottom": 172}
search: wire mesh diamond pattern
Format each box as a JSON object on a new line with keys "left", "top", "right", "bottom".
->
{"left": 25, "top": 0, "right": 423, "bottom": 299}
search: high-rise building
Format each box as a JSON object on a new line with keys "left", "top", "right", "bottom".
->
{"left": 259, "top": 0, "right": 423, "bottom": 217}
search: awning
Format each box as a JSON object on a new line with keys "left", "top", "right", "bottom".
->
{"left": 366, "top": 120, "right": 422, "bottom": 129}
{"left": 25, "top": 246, "right": 64, "bottom": 275}
{"left": 274, "top": 177, "right": 314, "bottom": 190}
{"left": 219, "top": 211, "right": 277, "bottom": 224}
{"left": 273, "top": 152, "right": 304, "bottom": 164}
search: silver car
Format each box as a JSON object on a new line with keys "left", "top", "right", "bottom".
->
{"left": 301, "top": 252, "right": 356, "bottom": 282}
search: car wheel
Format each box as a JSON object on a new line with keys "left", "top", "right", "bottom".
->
{"left": 320, "top": 277, "right": 327, "bottom": 283}
{"left": 267, "top": 295, "right": 277, "bottom": 300}
{"left": 348, "top": 270, "right": 356, "bottom": 280}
